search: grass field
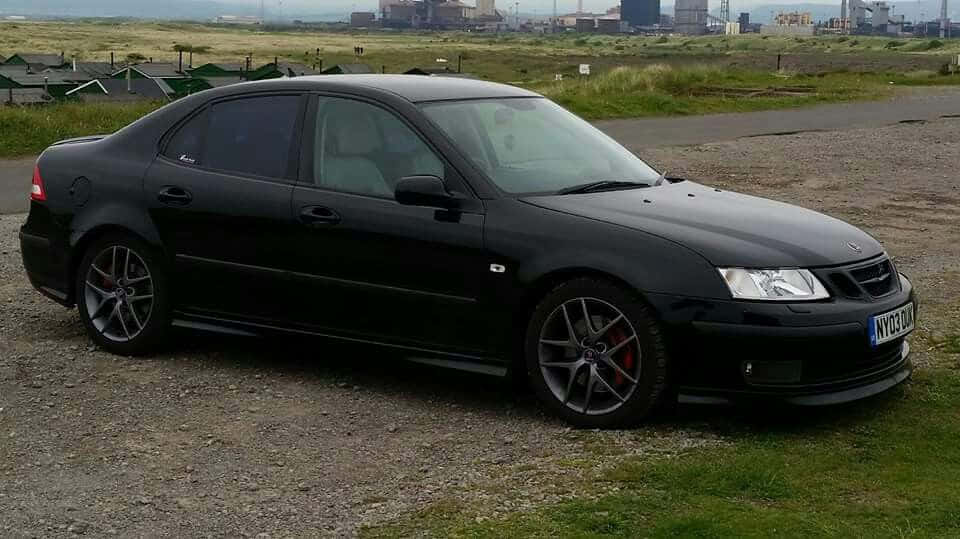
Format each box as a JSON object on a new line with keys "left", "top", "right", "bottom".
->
{"left": 4, "top": 21, "right": 960, "bottom": 158}
{"left": 361, "top": 305, "right": 960, "bottom": 538}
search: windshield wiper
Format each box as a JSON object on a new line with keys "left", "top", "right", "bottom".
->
{"left": 556, "top": 180, "right": 651, "bottom": 195}
{"left": 654, "top": 171, "right": 667, "bottom": 186}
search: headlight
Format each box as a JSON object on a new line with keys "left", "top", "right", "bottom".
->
{"left": 718, "top": 268, "right": 830, "bottom": 301}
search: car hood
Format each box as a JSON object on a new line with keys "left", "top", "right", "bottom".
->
{"left": 522, "top": 181, "right": 883, "bottom": 268}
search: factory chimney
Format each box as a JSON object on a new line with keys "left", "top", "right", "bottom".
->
{"left": 577, "top": 0, "right": 583, "bottom": 14}
{"left": 941, "top": 0, "right": 949, "bottom": 38}
{"left": 841, "top": 0, "right": 847, "bottom": 29}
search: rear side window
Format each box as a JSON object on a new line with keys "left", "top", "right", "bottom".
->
{"left": 204, "top": 95, "right": 301, "bottom": 179}
{"left": 164, "top": 109, "right": 207, "bottom": 166}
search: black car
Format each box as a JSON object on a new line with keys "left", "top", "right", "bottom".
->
{"left": 20, "top": 75, "right": 916, "bottom": 427}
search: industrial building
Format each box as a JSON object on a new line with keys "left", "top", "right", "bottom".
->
{"left": 760, "top": 12, "right": 816, "bottom": 35}
{"left": 621, "top": 0, "right": 660, "bottom": 27}
{"left": 382, "top": 0, "right": 503, "bottom": 29}
{"left": 674, "top": 0, "right": 708, "bottom": 34}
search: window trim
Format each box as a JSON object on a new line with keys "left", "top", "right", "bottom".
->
{"left": 297, "top": 92, "right": 476, "bottom": 202}
{"left": 157, "top": 91, "right": 309, "bottom": 185}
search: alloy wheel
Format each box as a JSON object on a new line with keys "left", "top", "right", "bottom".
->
{"left": 83, "top": 245, "right": 155, "bottom": 343}
{"left": 538, "top": 297, "right": 642, "bottom": 415}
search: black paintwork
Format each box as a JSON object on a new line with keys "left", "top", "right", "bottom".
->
{"left": 20, "top": 75, "right": 915, "bottom": 403}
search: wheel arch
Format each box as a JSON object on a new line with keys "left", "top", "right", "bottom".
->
{"left": 67, "top": 221, "right": 165, "bottom": 304}
{"left": 507, "top": 266, "right": 662, "bottom": 377}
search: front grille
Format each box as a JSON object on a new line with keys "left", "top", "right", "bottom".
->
{"left": 819, "top": 257, "right": 899, "bottom": 299}
{"left": 850, "top": 259, "right": 897, "bottom": 298}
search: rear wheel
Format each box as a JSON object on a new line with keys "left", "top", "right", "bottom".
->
{"left": 76, "top": 234, "right": 170, "bottom": 355}
{"left": 525, "top": 278, "right": 669, "bottom": 428}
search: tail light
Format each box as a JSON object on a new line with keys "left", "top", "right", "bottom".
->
{"left": 31, "top": 165, "right": 46, "bottom": 201}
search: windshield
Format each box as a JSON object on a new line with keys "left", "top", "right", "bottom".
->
{"left": 420, "top": 97, "right": 661, "bottom": 194}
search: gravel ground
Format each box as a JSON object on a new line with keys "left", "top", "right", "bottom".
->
{"left": 2, "top": 118, "right": 958, "bottom": 537}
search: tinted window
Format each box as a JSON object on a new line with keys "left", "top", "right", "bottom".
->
{"left": 164, "top": 109, "right": 207, "bottom": 165}
{"left": 421, "top": 98, "right": 660, "bottom": 194}
{"left": 204, "top": 95, "right": 301, "bottom": 179}
{"left": 314, "top": 98, "right": 444, "bottom": 199}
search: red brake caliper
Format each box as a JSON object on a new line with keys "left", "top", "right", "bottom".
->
{"left": 610, "top": 327, "right": 634, "bottom": 386}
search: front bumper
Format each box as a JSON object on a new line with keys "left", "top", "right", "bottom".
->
{"left": 646, "top": 273, "right": 917, "bottom": 405}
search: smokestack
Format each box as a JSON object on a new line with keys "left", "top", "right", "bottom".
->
{"left": 941, "top": 0, "right": 949, "bottom": 38}
{"left": 577, "top": 0, "right": 583, "bottom": 14}
{"left": 841, "top": 0, "right": 847, "bottom": 29}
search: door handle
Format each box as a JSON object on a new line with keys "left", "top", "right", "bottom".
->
{"left": 299, "top": 205, "right": 341, "bottom": 226}
{"left": 157, "top": 186, "right": 193, "bottom": 205}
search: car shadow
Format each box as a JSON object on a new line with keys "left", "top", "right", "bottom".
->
{"left": 166, "top": 329, "right": 908, "bottom": 433}
{"left": 168, "top": 329, "right": 552, "bottom": 423}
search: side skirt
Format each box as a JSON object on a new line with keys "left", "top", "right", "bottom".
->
{"left": 171, "top": 311, "right": 509, "bottom": 377}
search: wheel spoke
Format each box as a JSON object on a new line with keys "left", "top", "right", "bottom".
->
{"left": 593, "top": 314, "right": 624, "bottom": 341}
{"left": 90, "top": 263, "right": 111, "bottom": 280}
{"left": 125, "top": 301, "right": 144, "bottom": 331}
{"left": 110, "top": 246, "right": 120, "bottom": 279}
{"left": 561, "top": 304, "right": 578, "bottom": 344}
{"left": 601, "top": 356, "right": 638, "bottom": 385}
{"left": 128, "top": 294, "right": 153, "bottom": 303}
{"left": 593, "top": 370, "right": 627, "bottom": 402}
{"left": 606, "top": 333, "right": 637, "bottom": 357}
{"left": 580, "top": 299, "right": 595, "bottom": 337}
{"left": 582, "top": 369, "right": 597, "bottom": 413}
{"left": 115, "top": 304, "right": 132, "bottom": 339}
{"left": 85, "top": 281, "right": 112, "bottom": 298}
{"left": 123, "top": 247, "right": 132, "bottom": 280}
{"left": 125, "top": 275, "right": 151, "bottom": 285}
{"left": 561, "top": 360, "right": 586, "bottom": 405}
{"left": 541, "top": 360, "right": 578, "bottom": 368}
{"left": 540, "top": 338, "right": 576, "bottom": 348}
{"left": 101, "top": 305, "right": 119, "bottom": 335}
{"left": 90, "top": 296, "right": 116, "bottom": 321}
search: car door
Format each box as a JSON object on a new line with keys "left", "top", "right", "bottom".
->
{"left": 144, "top": 93, "right": 307, "bottom": 322}
{"left": 288, "top": 94, "right": 490, "bottom": 354}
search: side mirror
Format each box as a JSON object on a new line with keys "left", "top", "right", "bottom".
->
{"left": 395, "top": 175, "right": 459, "bottom": 209}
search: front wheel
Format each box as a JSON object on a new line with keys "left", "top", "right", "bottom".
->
{"left": 76, "top": 233, "right": 171, "bottom": 355}
{"left": 525, "top": 278, "right": 669, "bottom": 428}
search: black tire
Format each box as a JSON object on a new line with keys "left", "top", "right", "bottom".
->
{"left": 75, "top": 233, "right": 171, "bottom": 356}
{"left": 525, "top": 278, "right": 669, "bottom": 428}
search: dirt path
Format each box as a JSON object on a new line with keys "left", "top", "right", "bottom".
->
{"left": 1, "top": 118, "right": 958, "bottom": 537}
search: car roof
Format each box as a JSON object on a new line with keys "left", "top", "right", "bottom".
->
{"left": 226, "top": 74, "right": 542, "bottom": 103}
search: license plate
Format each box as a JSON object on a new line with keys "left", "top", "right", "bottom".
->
{"left": 869, "top": 302, "right": 914, "bottom": 347}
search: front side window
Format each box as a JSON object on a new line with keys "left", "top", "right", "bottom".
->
{"left": 203, "top": 95, "right": 301, "bottom": 179}
{"left": 314, "top": 97, "right": 444, "bottom": 199}
{"left": 421, "top": 98, "right": 661, "bottom": 195}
